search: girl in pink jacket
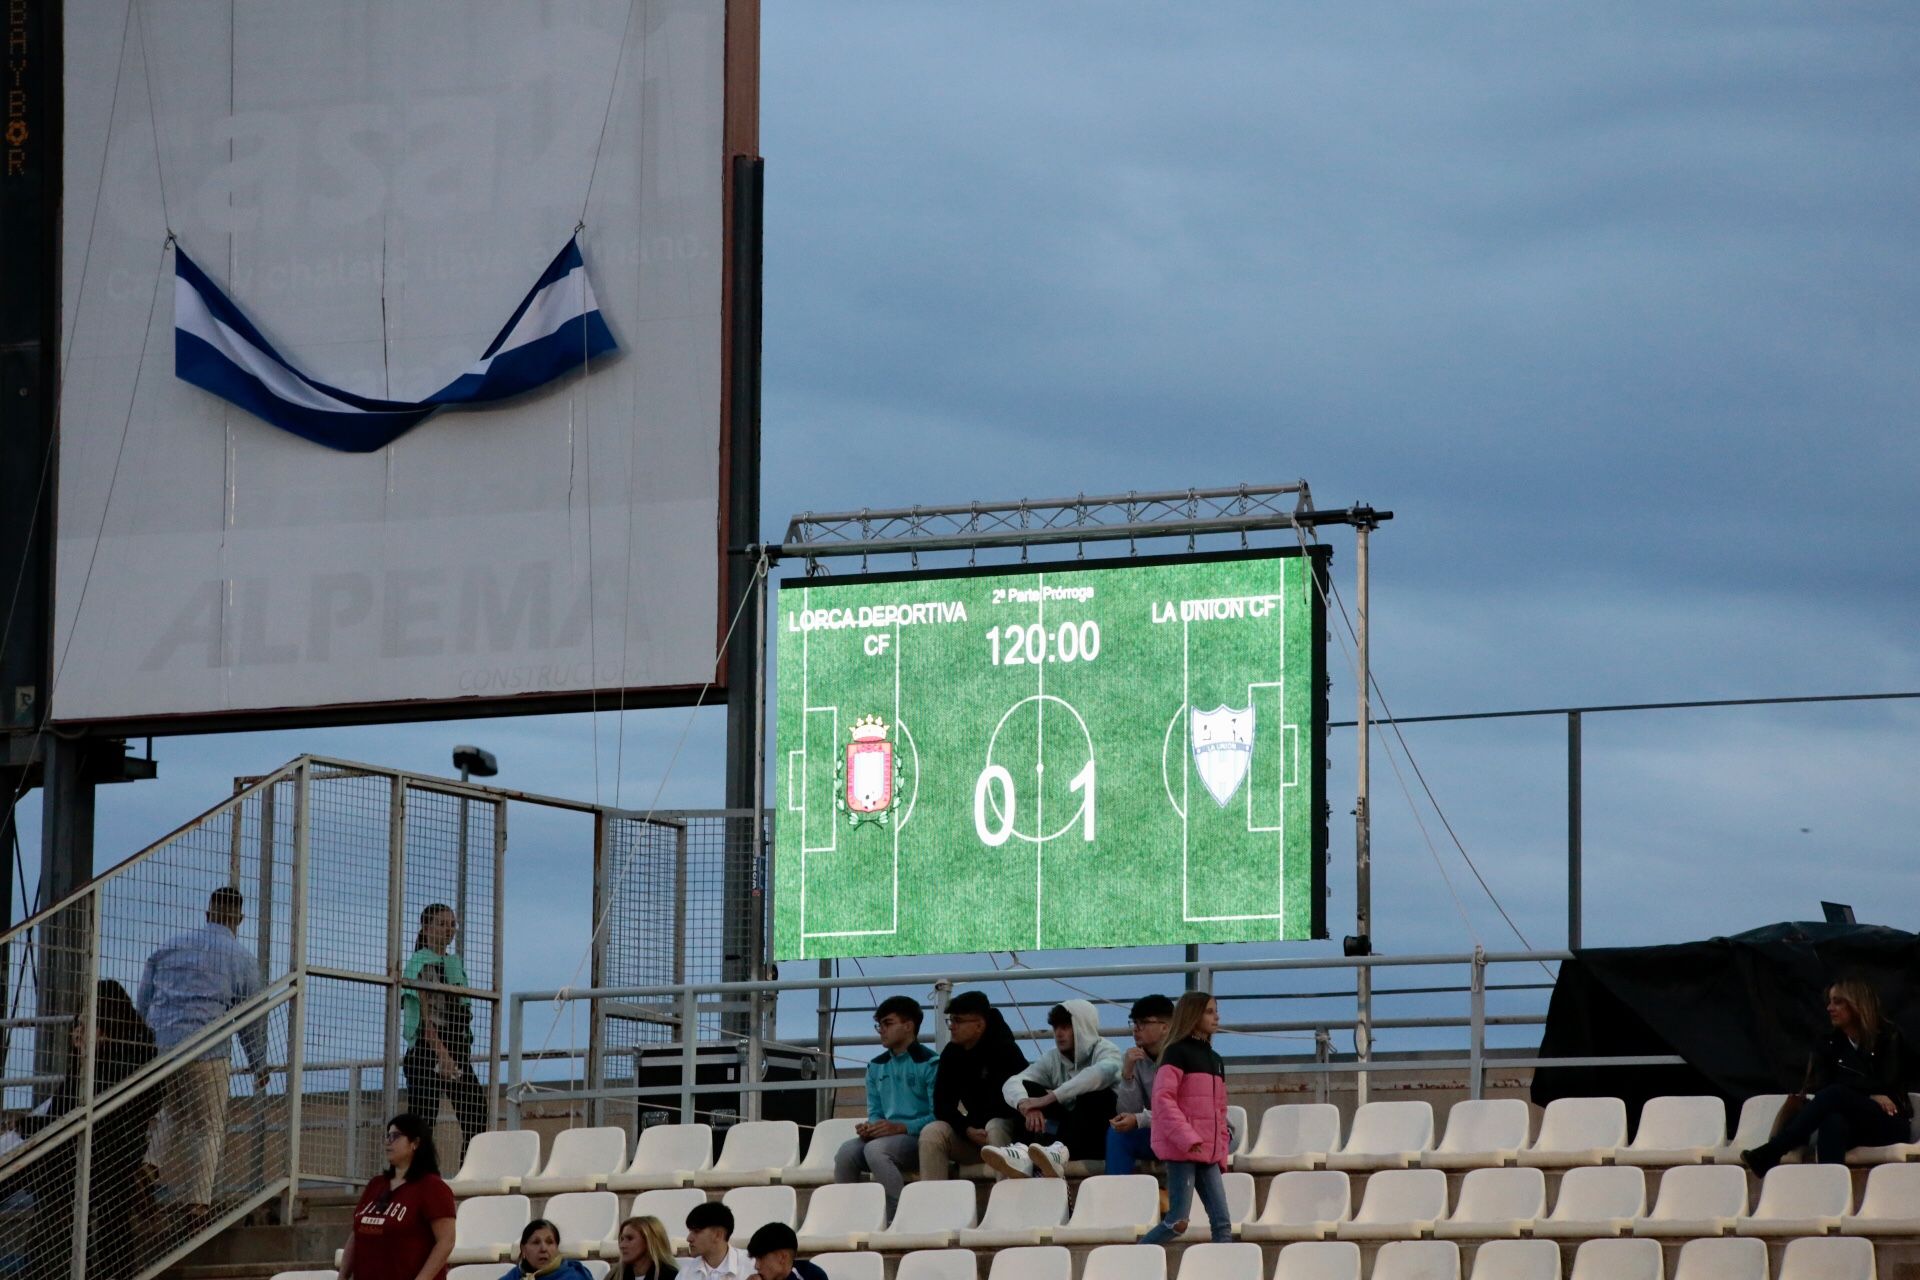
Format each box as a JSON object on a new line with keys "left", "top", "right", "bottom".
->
{"left": 1140, "top": 991, "right": 1232, "bottom": 1244}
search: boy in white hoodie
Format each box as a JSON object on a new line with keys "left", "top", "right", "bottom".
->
{"left": 983, "top": 999, "right": 1123, "bottom": 1178}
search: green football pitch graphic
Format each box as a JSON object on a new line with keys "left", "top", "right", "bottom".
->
{"left": 772, "top": 549, "right": 1328, "bottom": 960}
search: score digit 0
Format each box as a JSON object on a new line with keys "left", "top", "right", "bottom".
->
{"left": 986, "top": 620, "right": 1101, "bottom": 666}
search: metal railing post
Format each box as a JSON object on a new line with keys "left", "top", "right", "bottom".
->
{"left": 383, "top": 777, "right": 407, "bottom": 1131}
{"left": 1568, "top": 711, "right": 1583, "bottom": 951}
{"left": 1354, "top": 519, "right": 1374, "bottom": 1106}
{"left": 490, "top": 799, "right": 507, "bottom": 1131}
{"left": 67, "top": 893, "right": 101, "bottom": 1280}
{"left": 1468, "top": 947, "right": 1486, "bottom": 1101}
{"left": 507, "top": 994, "right": 525, "bottom": 1130}
{"left": 347, "top": 1064, "right": 364, "bottom": 1173}
{"left": 679, "top": 986, "right": 699, "bottom": 1122}
{"left": 1313, "top": 1027, "right": 1332, "bottom": 1105}
{"left": 932, "top": 980, "right": 952, "bottom": 1050}
{"left": 588, "top": 811, "right": 609, "bottom": 1128}
{"left": 284, "top": 761, "right": 311, "bottom": 1216}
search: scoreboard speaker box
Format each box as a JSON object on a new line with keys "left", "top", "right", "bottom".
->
{"left": 773, "top": 548, "right": 1330, "bottom": 960}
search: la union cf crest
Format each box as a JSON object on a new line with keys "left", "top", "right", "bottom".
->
{"left": 836, "top": 715, "right": 908, "bottom": 828}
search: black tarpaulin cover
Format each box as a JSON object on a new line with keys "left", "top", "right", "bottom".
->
{"left": 1532, "top": 922, "right": 1920, "bottom": 1123}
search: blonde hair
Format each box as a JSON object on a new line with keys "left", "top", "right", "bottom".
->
{"left": 616, "top": 1216, "right": 676, "bottom": 1277}
{"left": 1157, "top": 990, "right": 1217, "bottom": 1060}
{"left": 1829, "top": 978, "right": 1885, "bottom": 1044}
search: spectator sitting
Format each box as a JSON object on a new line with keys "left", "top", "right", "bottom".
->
{"left": 501, "top": 1218, "right": 595, "bottom": 1280}
{"left": 744, "top": 1222, "right": 828, "bottom": 1280}
{"left": 985, "top": 998, "right": 1122, "bottom": 1178}
{"left": 1743, "top": 977, "right": 1915, "bottom": 1172}
{"left": 681, "top": 1200, "right": 751, "bottom": 1280}
{"left": 834, "top": 994, "right": 939, "bottom": 1214}
{"left": 136, "top": 885, "right": 271, "bottom": 1231}
{"left": 1106, "top": 993, "right": 1174, "bottom": 1175}
{"left": 613, "top": 1215, "right": 678, "bottom": 1279}
{"left": 919, "top": 989, "right": 1029, "bottom": 1179}
{"left": 1141, "top": 991, "right": 1233, "bottom": 1244}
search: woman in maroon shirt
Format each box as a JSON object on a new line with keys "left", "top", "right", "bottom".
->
{"left": 341, "top": 1113, "right": 458, "bottom": 1280}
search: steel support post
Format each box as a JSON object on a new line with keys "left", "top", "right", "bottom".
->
{"left": 679, "top": 986, "right": 700, "bottom": 1122}
{"left": 1467, "top": 947, "right": 1486, "bottom": 1101}
{"left": 489, "top": 801, "right": 507, "bottom": 1129}
{"left": 285, "top": 761, "right": 311, "bottom": 1215}
{"left": 66, "top": 894, "right": 100, "bottom": 1280}
{"left": 744, "top": 565, "right": 769, "bottom": 1121}
{"left": 506, "top": 995, "right": 525, "bottom": 1130}
{"left": 932, "top": 980, "right": 952, "bottom": 1051}
{"left": 816, "top": 959, "right": 834, "bottom": 1123}
{"left": 1354, "top": 521, "right": 1373, "bottom": 1105}
{"left": 588, "top": 810, "right": 609, "bottom": 1127}
{"left": 1184, "top": 944, "right": 1201, "bottom": 991}
{"left": 1567, "top": 711, "right": 1582, "bottom": 951}
{"left": 382, "top": 776, "right": 407, "bottom": 1129}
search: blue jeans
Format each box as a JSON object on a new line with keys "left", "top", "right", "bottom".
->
{"left": 1104, "top": 1124, "right": 1156, "bottom": 1174}
{"left": 1141, "top": 1159, "right": 1231, "bottom": 1244}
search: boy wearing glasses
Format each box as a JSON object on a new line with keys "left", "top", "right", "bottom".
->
{"left": 919, "top": 990, "right": 1029, "bottom": 1179}
{"left": 1106, "top": 993, "right": 1174, "bottom": 1174}
{"left": 833, "top": 995, "right": 939, "bottom": 1214}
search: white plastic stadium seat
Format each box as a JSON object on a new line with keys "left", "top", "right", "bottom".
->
{"left": 1333, "top": 1168, "right": 1448, "bottom": 1240}
{"left": 1228, "top": 1105, "right": 1250, "bottom": 1156}
{"left": 1617, "top": 1096, "right": 1726, "bottom": 1167}
{"left": 1371, "top": 1240, "right": 1461, "bottom": 1280}
{"left": 1518, "top": 1098, "right": 1627, "bottom": 1168}
{"left": 1631, "top": 1163, "right": 1746, "bottom": 1237}
{"left": 1842, "top": 1161, "right": 1920, "bottom": 1234}
{"left": 1244, "top": 1170, "right": 1352, "bottom": 1242}
{"left": 1714, "top": 1094, "right": 1791, "bottom": 1165}
{"left": 446, "top": 1268, "right": 502, "bottom": 1280}
{"left": 268, "top": 1272, "right": 338, "bottom": 1280}
{"left": 1735, "top": 1162, "right": 1852, "bottom": 1236}
{"left": 1424, "top": 1099, "right": 1531, "bottom": 1169}
{"left": 1272, "top": 1241, "right": 1363, "bottom": 1280}
{"left": 894, "top": 1248, "right": 980, "bottom": 1280}
{"left": 794, "top": 1180, "right": 887, "bottom": 1252}
{"left": 692, "top": 1119, "right": 801, "bottom": 1187}
{"left": 720, "top": 1184, "right": 797, "bottom": 1241}
{"left": 448, "top": 1194, "right": 530, "bottom": 1264}
{"left": 1567, "top": 1238, "right": 1663, "bottom": 1280}
{"left": 1434, "top": 1167, "right": 1546, "bottom": 1239}
{"left": 957, "top": 1177, "right": 1069, "bottom": 1247}
{"left": 1778, "top": 1236, "right": 1874, "bottom": 1280}
{"left": 607, "top": 1122, "right": 713, "bottom": 1191}
{"left": 1671, "top": 1237, "right": 1767, "bottom": 1280}
{"left": 1327, "top": 1101, "right": 1435, "bottom": 1171}
{"left": 542, "top": 1191, "right": 620, "bottom": 1259}
{"left": 1180, "top": 1170, "right": 1257, "bottom": 1239}
{"left": 874, "top": 1178, "right": 979, "bottom": 1248}
{"left": 1532, "top": 1165, "right": 1646, "bottom": 1238}
{"left": 521, "top": 1127, "right": 628, "bottom": 1195}
{"left": 624, "top": 1188, "right": 707, "bottom": 1250}
{"left": 1082, "top": 1243, "right": 1167, "bottom": 1280}
{"left": 1175, "top": 1242, "right": 1263, "bottom": 1280}
{"left": 1238, "top": 1104, "right": 1342, "bottom": 1173}
{"left": 1051, "top": 1173, "right": 1160, "bottom": 1244}
{"left": 1466, "top": 1240, "right": 1561, "bottom": 1280}
{"left": 1846, "top": 1092, "right": 1920, "bottom": 1164}
{"left": 580, "top": 1265, "right": 609, "bottom": 1280}
{"left": 812, "top": 1253, "right": 888, "bottom": 1280}
{"left": 448, "top": 1130, "right": 542, "bottom": 1195}
{"left": 984, "top": 1245, "right": 1072, "bottom": 1280}
{"left": 784, "top": 1117, "right": 864, "bottom": 1186}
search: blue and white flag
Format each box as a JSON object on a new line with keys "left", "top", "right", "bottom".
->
{"left": 174, "top": 237, "right": 617, "bottom": 452}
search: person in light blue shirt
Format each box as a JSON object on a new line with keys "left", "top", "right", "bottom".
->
{"left": 833, "top": 994, "right": 938, "bottom": 1215}
{"left": 135, "top": 886, "right": 269, "bottom": 1224}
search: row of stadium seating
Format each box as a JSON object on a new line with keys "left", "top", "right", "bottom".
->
{"left": 427, "top": 1161, "right": 1920, "bottom": 1262}
{"left": 450, "top": 1093, "right": 1920, "bottom": 1196}
{"left": 286, "top": 1233, "right": 1882, "bottom": 1280}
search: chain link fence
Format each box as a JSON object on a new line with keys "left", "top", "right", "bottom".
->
{"left": 0, "top": 758, "right": 502, "bottom": 1280}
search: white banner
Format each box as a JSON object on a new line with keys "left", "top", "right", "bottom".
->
{"left": 54, "top": 0, "right": 728, "bottom": 723}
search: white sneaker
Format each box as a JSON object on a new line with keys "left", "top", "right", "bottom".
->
{"left": 1027, "top": 1141, "right": 1069, "bottom": 1178}
{"left": 981, "top": 1144, "right": 1034, "bottom": 1179}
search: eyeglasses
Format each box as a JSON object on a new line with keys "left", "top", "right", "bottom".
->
{"left": 385, "top": 1130, "right": 407, "bottom": 1143}
{"left": 1129, "top": 1018, "right": 1167, "bottom": 1028}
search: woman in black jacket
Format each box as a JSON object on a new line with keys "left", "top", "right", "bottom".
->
{"left": 1743, "top": 977, "right": 1912, "bottom": 1172}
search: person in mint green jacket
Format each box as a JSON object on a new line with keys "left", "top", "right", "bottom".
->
{"left": 402, "top": 902, "right": 486, "bottom": 1157}
{"left": 833, "top": 994, "right": 939, "bottom": 1214}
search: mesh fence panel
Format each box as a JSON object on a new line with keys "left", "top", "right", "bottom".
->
{"left": 0, "top": 759, "right": 503, "bottom": 1279}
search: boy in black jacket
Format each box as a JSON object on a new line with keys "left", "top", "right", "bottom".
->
{"left": 918, "top": 989, "right": 1030, "bottom": 1179}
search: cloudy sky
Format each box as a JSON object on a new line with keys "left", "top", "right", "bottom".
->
{"left": 12, "top": 4, "right": 1919, "bottom": 1057}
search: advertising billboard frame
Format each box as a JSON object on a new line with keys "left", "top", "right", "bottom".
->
{"left": 33, "top": 0, "right": 761, "bottom": 739}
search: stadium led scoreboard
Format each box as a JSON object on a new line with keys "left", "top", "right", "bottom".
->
{"left": 771, "top": 548, "right": 1330, "bottom": 960}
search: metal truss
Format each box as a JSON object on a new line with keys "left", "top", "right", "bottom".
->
{"left": 768, "top": 482, "right": 1389, "bottom": 570}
